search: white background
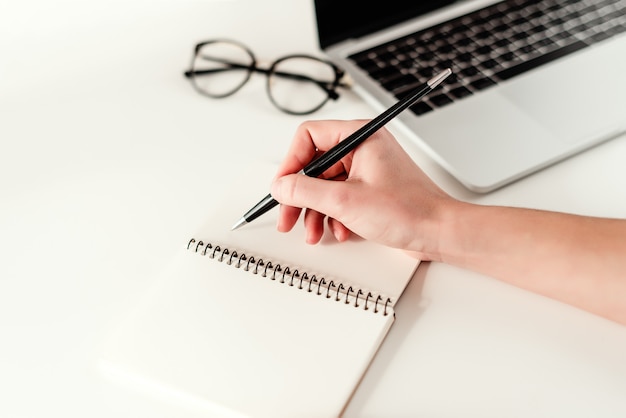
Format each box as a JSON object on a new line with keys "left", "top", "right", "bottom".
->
{"left": 1, "top": 0, "right": 626, "bottom": 416}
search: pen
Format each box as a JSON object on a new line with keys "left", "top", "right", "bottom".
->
{"left": 232, "top": 68, "right": 452, "bottom": 230}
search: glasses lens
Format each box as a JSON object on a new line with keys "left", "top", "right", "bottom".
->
{"left": 268, "top": 57, "right": 337, "bottom": 114}
{"left": 191, "top": 41, "right": 254, "bottom": 97}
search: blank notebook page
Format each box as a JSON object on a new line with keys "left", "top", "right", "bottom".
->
{"left": 98, "top": 162, "right": 419, "bottom": 417}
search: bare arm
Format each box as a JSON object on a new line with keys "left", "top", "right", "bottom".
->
{"left": 440, "top": 203, "right": 626, "bottom": 324}
{"left": 271, "top": 120, "right": 626, "bottom": 325}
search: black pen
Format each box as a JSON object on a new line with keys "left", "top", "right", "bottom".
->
{"left": 232, "top": 68, "right": 452, "bottom": 230}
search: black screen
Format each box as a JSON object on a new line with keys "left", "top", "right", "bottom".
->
{"left": 314, "top": 0, "right": 457, "bottom": 49}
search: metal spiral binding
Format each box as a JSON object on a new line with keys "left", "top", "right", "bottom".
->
{"left": 187, "top": 238, "right": 392, "bottom": 316}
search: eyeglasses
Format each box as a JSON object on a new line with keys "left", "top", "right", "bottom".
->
{"left": 183, "top": 39, "right": 352, "bottom": 115}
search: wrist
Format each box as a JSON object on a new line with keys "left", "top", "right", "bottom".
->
{"left": 428, "top": 199, "right": 477, "bottom": 263}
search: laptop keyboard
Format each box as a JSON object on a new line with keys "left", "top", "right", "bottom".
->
{"left": 348, "top": 0, "right": 626, "bottom": 116}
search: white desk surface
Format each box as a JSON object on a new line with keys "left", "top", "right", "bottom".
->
{"left": 1, "top": 1, "right": 625, "bottom": 417}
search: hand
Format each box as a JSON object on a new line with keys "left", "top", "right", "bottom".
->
{"left": 270, "top": 121, "right": 626, "bottom": 325}
{"left": 270, "top": 119, "right": 459, "bottom": 261}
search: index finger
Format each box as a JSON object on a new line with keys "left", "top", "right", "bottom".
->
{"left": 274, "top": 119, "right": 370, "bottom": 179}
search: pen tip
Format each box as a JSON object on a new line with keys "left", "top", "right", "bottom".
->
{"left": 427, "top": 68, "right": 452, "bottom": 88}
{"left": 231, "top": 217, "right": 247, "bottom": 231}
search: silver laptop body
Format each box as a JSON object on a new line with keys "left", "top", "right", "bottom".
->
{"left": 314, "top": 0, "right": 626, "bottom": 192}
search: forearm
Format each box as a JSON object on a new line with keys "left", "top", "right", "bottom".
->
{"left": 438, "top": 202, "right": 626, "bottom": 325}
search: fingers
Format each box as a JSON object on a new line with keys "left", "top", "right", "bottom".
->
{"left": 271, "top": 173, "right": 348, "bottom": 222}
{"left": 272, "top": 172, "right": 359, "bottom": 243}
{"left": 274, "top": 119, "right": 370, "bottom": 178}
{"left": 304, "top": 209, "right": 325, "bottom": 244}
{"left": 328, "top": 217, "right": 351, "bottom": 242}
{"left": 276, "top": 204, "right": 302, "bottom": 233}
{"left": 278, "top": 202, "right": 351, "bottom": 244}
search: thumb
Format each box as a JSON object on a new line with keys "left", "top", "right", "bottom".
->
{"left": 271, "top": 173, "right": 346, "bottom": 219}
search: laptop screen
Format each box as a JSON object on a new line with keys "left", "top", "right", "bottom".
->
{"left": 314, "top": 0, "right": 458, "bottom": 49}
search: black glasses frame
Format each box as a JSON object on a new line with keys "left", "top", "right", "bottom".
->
{"left": 184, "top": 39, "right": 350, "bottom": 115}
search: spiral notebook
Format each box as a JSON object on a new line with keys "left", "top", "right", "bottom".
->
{"left": 98, "top": 162, "right": 419, "bottom": 418}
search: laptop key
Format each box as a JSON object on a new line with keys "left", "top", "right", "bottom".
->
{"left": 429, "top": 94, "right": 454, "bottom": 107}
{"left": 409, "top": 101, "right": 434, "bottom": 116}
{"left": 470, "top": 77, "right": 497, "bottom": 90}
{"left": 481, "top": 59, "right": 500, "bottom": 69}
{"left": 369, "top": 65, "right": 400, "bottom": 81}
{"left": 417, "top": 67, "right": 435, "bottom": 78}
{"left": 450, "top": 86, "right": 473, "bottom": 99}
{"left": 461, "top": 66, "right": 480, "bottom": 77}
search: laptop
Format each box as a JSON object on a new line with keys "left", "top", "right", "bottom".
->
{"left": 313, "top": 0, "right": 626, "bottom": 192}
